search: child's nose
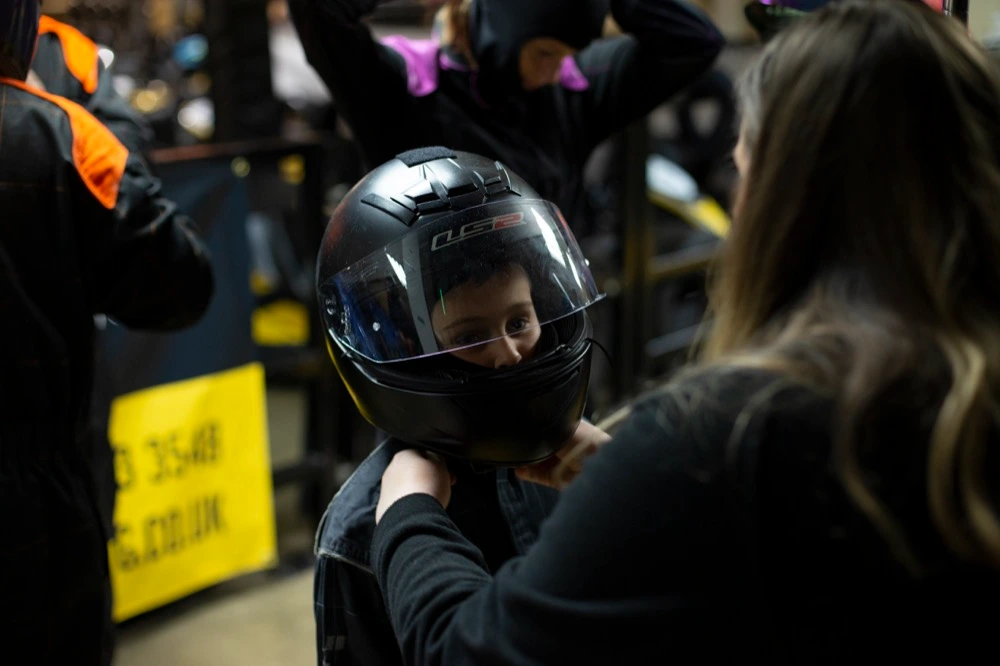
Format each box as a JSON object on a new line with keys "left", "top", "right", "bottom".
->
{"left": 491, "top": 336, "right": 523, "bottom": 368}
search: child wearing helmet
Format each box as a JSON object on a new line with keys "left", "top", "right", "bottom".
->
{"left": 431, "top": 262, "right": 540, "bottom": 368}
{"left": 313, "top": 147, "right": 608, "bottom": 665}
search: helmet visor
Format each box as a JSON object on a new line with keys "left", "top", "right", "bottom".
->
{"left": 319, "top": 200, "right": 603, "bottom": 363}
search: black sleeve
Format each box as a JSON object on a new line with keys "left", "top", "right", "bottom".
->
{"left": 86, "top": 61, "right": 154, "bottom": 158}
{"left": 82, "top": 70, "right": 213, "bottom": 330}
{"left": 372, "top": 392, "right": 766, "bottom": 665}
{"left": 577, "top": 0, "right": 725, "bottom": 148}
{"left": 287, "top": 0, "right": 417, "bottom": 169}
{"left": 77, "top": 151, "right": 214, "bottom": 331}
{"left": 33, "top": 34, "right": 211, "bottom": 330}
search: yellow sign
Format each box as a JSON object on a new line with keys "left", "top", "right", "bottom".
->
{"left": 107, "top": 362, "right": 277, "bottom": 622}
{"left": 252, "top": 299, "right": 311, "bottom": 347}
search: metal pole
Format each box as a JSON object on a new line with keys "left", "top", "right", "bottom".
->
{"left": 204, "top": 0, "right": 282, "bottom": 142}
{"left": 616, "top": 120, "right": 651, "bottom": 400}
{"left": 942, "top": 0, "right": 969, "bottom": 25}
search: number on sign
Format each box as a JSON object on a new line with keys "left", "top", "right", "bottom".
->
{"left": 147, "top": 432, "right": 179, "bottom": 483}
{"left": 191, "top": 421, "right": 221, "bottom": 464}
{"left": 112, "top": 445, "right": 136, "bottom": 491}
{"left": 111, "top": 523, "right": 141, "bottom": 572}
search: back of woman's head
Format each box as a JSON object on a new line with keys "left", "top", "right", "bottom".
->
{"left": 436, "top": 0, "right": 473, "bottom": 55}
{"left": 709, "top": 0, "right": 1000, "bottom": 573}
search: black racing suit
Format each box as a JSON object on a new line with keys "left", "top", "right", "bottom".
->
{"left": 32, "top": 15, "right": 153, "bottom": 156}
{"left": 0, "top": 75, "right": 213, "bottom": 666}
{"left": 289, "top": 0, "right": 724, "bottom": 227}
{"left": 27, "top": 20, "right": 203, "bottom": 662}
{"left": 30, "top": 14, "right": 160, "bottom": 543}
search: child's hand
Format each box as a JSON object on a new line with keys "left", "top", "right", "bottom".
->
{"left": 376, "top": 449, "right": 456, "bottom": 524}
{"left": 515, "top": 421, "right": 612, "bottom": 490}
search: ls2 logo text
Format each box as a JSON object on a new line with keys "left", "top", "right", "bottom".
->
{"left": 430, "top": 212, "right": 525, "bottom": 251}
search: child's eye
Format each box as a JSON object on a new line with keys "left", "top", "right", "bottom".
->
{"left": 452, "top": 332, "right": 484, "bottom": 348}
{"left": 507, "top": 318, "right": 530, "bottom": 335}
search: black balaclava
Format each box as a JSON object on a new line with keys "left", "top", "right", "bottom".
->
{"left": 467, "top": 0, "right": 609, "bottom": 104}
{"left": 0, "top": 0, "right": 40, "bottom": 80}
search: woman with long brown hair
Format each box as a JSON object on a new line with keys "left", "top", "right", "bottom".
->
{"left": 371, "top": 1, "right": 1000, "bottom": 662}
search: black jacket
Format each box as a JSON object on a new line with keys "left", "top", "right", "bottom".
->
{"left": 30, "top": 15, "right": 166, "bottom": 539}
{"left": 314, "top": 440, "right": 559, "bottom": 665}
{"left": 0, "top": 74, "right": 214, "bottom": 462}
{"left": 373, "top": 369, "right": 1000, "bottom": 664}
{"left": 289, "top": 0, "right": 724, "bottom": 223}
{"left": 0, "top": 76, "right": 213, "bottom": 664}
{"left": 32, "top": 15, "right": 153, "bottom": 157}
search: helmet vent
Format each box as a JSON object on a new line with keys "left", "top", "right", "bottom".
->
{"left": 361, "top": 193, "right": 417, "bottom": 225}
{"left": 396, "top": 146, "right": 458, "bottom": 167}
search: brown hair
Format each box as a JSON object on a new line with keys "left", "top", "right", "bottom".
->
{"left": 436, "top": 0, "right": 476, "bottom": 67}
{"left": 711, "top": 0, "right": 1000, "bottom": 573}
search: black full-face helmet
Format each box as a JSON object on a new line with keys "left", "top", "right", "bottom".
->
{"left": 317, "top": 147, "right": 603, "bottom": 465}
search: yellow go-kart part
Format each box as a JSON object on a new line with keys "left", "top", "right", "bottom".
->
{"left": 645, "top": 154, "right": 731, "bottom": 239}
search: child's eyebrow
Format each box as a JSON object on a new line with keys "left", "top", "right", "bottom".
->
{"left": 442, "top": 316, "right": 485, "bottom": 331}
{"left": 440, "top": 301, "right": 534, "bottom": 332}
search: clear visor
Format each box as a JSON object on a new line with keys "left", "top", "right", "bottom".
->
{"left": 319, "top": 201, "right": 603, "bottom": 363}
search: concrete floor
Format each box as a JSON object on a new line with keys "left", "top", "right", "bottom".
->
{"left": 114, "top": 570, "right": 315, "bottom": 666}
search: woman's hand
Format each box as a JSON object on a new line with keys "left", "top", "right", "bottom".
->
{"left": 376, "top": 449, "right": 456, "bottom": 524}
{"left": 515, "top": 420, "right": 612, "bottom": 490}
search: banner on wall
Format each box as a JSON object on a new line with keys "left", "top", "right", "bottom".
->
{"left": 101, "top": 156, "right": 277, "bottom": 621}
{"left": 107, "top": 363, "right": 276, "bottom": 621}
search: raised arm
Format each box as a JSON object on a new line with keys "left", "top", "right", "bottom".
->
{"left": 50, "top": 100, "right": 215, "bottom": 330}
{"left": 577, "top": 0, "right": 725, "bottom": 147}
{"left": 287, "top": 0, "right": 420, "bottom": 168}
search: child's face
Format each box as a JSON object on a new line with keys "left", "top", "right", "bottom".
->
{"left": 518, "top": 37, "right": 578, "bottom": 91}
{"left": 431, "top": 265, "right": 542, "bottom": 368}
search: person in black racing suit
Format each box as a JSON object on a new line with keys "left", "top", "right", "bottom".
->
{"left": 289, "top": 0, "right": 724, "bottom": 231}
{"left": 0, "top": 3, "right": 214, "bottom": 664}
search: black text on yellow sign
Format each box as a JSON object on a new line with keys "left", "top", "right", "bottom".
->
{"left": 110, "top": 420, "right": 225, "bottom": 572}
{"left": 107, "top": 363, "right": 277, "bottom": 622}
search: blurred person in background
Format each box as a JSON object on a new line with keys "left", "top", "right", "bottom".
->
{"left": 368, "top": 1, "right": 1000, "bottom": 662}
{"left": 29, "top": 10, "right": 155, "bottom": 634}
{"left": 27, "top": 13, "right": 216, "bottom": 660}
{"left": 0, "top": 2, "right": 214, "bottom": 664}
{"left": 287, "top": 0, "right": 724, "bottom": 230}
